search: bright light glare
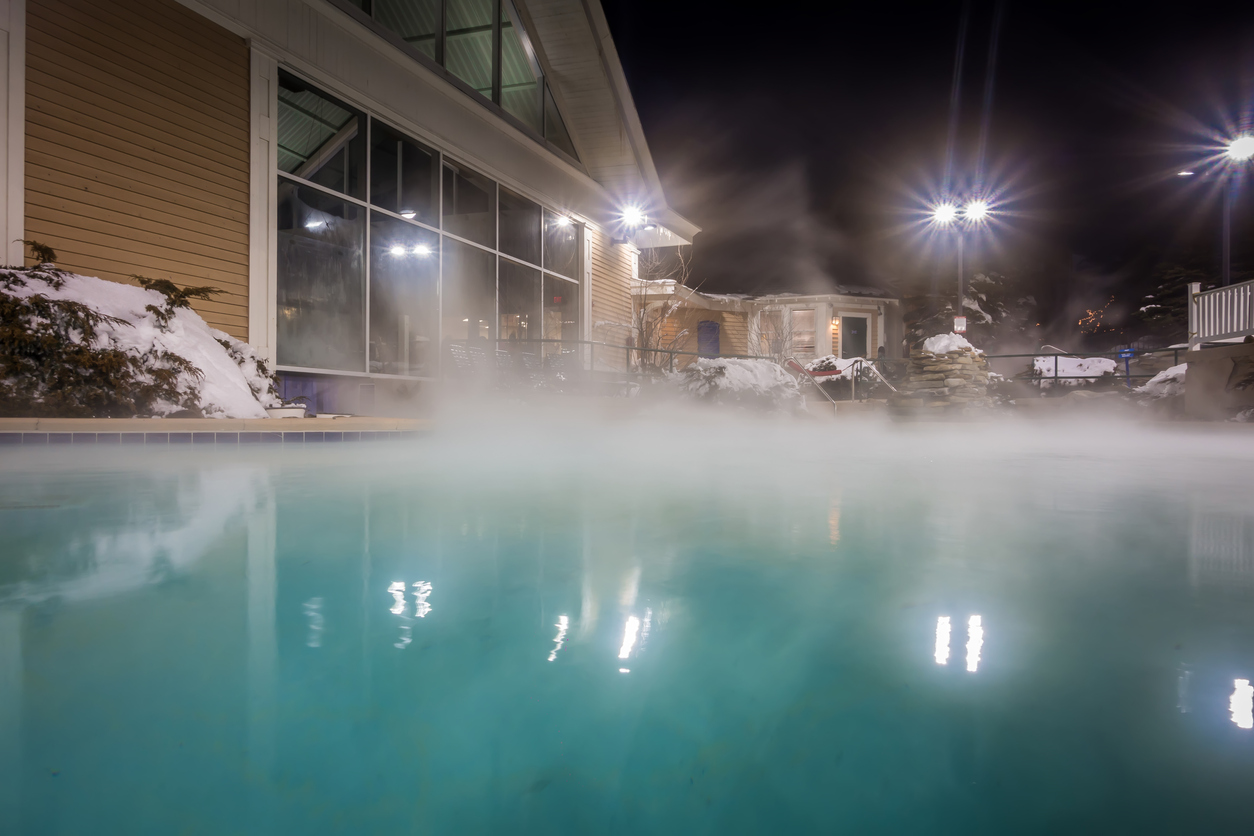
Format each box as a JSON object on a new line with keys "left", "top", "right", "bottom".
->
{"left": 548, "top": 614, "right": 569, "bottom": 662}
{"left": 935, "top": 616, "right": 952, "bottom": 665}
{"left": 388, "top": 581, "right": 406, "bottom": 615}
{"left": 388, "top": 245, "right": 407, "bottom": 257}
{"left": 621, "top": 206, "right": 646, "bottom": 227}
{"left": 932, "top": 203, "right": 958, "bottom": 224}
{"left": 1231, "top": 679, "right": 1254, "bottom": 729}
{"left": 1177, "top": 171, "right": 1194, "bottom": 177}
{"left": 412, "top": 244, "right": 431, "bottom": 256}
{"left": 1227, "top": 136, "right": 1254, "bottom": 162}
{"left": 304, "top": 218, "right": 325, "bottom": 230}
{"left": 618, "top": 615, "right": 640, "bottom": 659}
{"left": 966, "top": 614, "right": 984, "bottom": 672}
{"left": 964, "top": 200, "right": 990, "bottom": 221}
{"left": 399, "top": 210, "right": 416, "bottom": 219}
{"left": 555, "top": 215, "right": 572, "bottom": 227}
{"left": 412, "top": 581, "right": 432, "bottom": 618}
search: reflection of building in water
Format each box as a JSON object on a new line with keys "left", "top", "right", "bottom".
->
{"left": 1189, "top": 503, "right": 1254, "bottom": 590}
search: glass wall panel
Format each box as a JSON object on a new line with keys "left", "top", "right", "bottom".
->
{"left": 499, "top": 186, "right": 540, "bottom": 266}
{"left": 370, "top": 122, "right": 439, "bottom": 225}
{"left": 498, "top": 259, "right": 540, "bottom": 347}
{"left": 544, "top": 84, "right": 577, "bottom": 159}
{"left": 442, "top": 238, "right": 496, "bottom": 345}
{"left": 500, "top": 2, "right": 542, "bottom": 133}
{"left": 373, "top": 0, "right": 441, "bottom": 61}
{"left": 543, "top": 275, "right": 579, "bottom": 354}
{"left": 543, "top": 209, "right": 577, "bottom": 278}
{"left": 370, "top": 212, "right": 439, "bottom": 376}
{"left": 277, "top": 71, "right": 365, "bottom": 200}
{"left": 277, "top": 179, "right": 366, "bottom": 371}
{"left": 442, "top": 162, "right": 496, "bottom": 247}
{"left": 445, "top": 0, "right": 494, "bottom": 97}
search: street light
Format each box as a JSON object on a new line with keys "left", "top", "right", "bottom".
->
{"left": 1222, "top": 135, "right": 1253, "bottom": 285}
{"left": 931, "top": 199, "right": 993, "bottom": 330}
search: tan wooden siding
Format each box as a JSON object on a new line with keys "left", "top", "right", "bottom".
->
{"left": 25, "top": 0, "right": 251, "bottom": 339}
{"left": 588, "top": 224, "right": 633, "bottom": 341}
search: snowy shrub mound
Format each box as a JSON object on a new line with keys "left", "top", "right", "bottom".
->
{"left": 922, "top": 332, "right": 980, "bottom": 354}
{"left": 805, "top": 355, "right": 860, "bottom": 377}
{"left": 1136, "top": 363, "right": 1186, "bottom": 399}
{"left": 1032, "top": 355, "right": 1116, "bottom": 388}
{"left": 675, "top": 357, "right": 800, "bottom": 409}
{"left": 0, "top": 259, "right": 279, "bottom": 418}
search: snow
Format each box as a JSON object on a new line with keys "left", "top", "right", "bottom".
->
{"left": 923, "top": 332, "right": 979, "bottom": 354}
{"left": 804, "top": 355, "right": 860, "bottom": 378}
{"left": 1136, "top": 363, "right": 1186, "bottom": 399}
{"left": 675, "top": 357, "right": 799, "bottom": 408}
{"left": 5, "top": 270, "right": 277, "bottom": 418}
{"left": 1032, "top": 355, "right": 1117, "bottom": 387}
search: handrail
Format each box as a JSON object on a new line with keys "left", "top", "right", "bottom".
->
{"left": 784, "top": 357, "right": 839, "bottom": 405}
{"left": 852, "top": 358, "right": 899, "bottom": 394}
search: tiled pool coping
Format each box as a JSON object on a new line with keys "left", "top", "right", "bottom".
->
{"left": 0, "top": 417, "right": 428, "bottom": 446}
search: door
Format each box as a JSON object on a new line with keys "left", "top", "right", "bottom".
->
{"left": 697, "top": 320, "right": 721, "bottom": 357}
{"left": 841, "top": 316, "right": 868, "bottom": 358}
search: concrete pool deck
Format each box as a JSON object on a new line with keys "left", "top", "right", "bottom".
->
{"left": 0, "top": 416, "right": 430, "bottom": 445}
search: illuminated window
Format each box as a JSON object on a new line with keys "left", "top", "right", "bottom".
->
{"left": 791, "top": 309, "right": 816, "bottom": 358}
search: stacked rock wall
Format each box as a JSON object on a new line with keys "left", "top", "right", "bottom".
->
{"left": 890, "top": 346, "right": 992, "bottom": 411}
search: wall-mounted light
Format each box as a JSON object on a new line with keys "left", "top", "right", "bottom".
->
{"left": 554, "top": 215, "right": 573, "bottom": 227}
{"left": 621, "top": 206, "right": 646, "bottom": 227}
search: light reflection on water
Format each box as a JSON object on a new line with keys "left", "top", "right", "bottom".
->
{"left": 3, "top": 422, "right": 1254, "bottom": 833}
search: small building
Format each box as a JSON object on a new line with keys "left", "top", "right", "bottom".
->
{"left": 0, "top": 0, "right": 694, "bottom": 413}
{"left": 632, "top": 281, "right": 904, "bottom": 366}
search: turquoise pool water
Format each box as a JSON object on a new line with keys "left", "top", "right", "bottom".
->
{"left": 2, "top": 420, "right": 1254, "bottom": 833}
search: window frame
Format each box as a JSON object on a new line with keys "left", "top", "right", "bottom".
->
{"left": 273, "top": 68, "right": 586, "bottom": 381}
{"left": 325, "top": 0, "right": 582, "bottom": 170}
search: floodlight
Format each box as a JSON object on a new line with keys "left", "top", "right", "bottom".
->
{"left": 964, "top": 200, "right": 990, "bottom": 221}
{"left": 388, "top": 245, "right": 407, "bottom": 257}
{"left": 1227, "top": 135, "right": 1254, "bottom": 162}
{"left": 413, "top": 244, "right": 432, "bottom": 256}
{"left": 932, "top": 203, "right": 958, "bottom": 224}
{"left": 621, "top": 206, "right": 646, "bottom": 227}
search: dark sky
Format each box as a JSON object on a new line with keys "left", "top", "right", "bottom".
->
{"left": 602, "top": 0, "right": 1254, "bottom": 299}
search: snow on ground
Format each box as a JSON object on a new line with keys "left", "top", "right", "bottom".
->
{"left": 675, "top": 357, "right": 799, "bottom": 408}
{"left": 6, "top": 270, "right": 278, "bottom": 417}
{"left": 1136, "top": 363, "right": 1187, "bottom": 399}
{"left": 1033, "top": 355, "right": 1117, "bottom": 387}
{"left": 804, "top": 355, "right": 861, "bottom": 378}
{"left": 923, "top": 333, "right": 979, "bottom": 354}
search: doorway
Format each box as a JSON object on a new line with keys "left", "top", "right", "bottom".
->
{"left": 841, "top": 316, "right": 868, "bottom": 358}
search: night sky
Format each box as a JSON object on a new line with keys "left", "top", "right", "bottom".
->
{"left": 602, "top": 0, "right": 1254, "bottom": 306}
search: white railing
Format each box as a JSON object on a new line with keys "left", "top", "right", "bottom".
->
{"left": 1189, "top": 279, "right": 1254, "bottom": 350}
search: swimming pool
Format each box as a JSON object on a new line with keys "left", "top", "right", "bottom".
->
{"left": 3, "top": 416, "right": 1253, "bottom": 833}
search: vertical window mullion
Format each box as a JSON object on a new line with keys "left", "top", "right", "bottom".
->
{"left": 492, "top": 0, "right": 502, "bottom": 105}
{"left": 364, "top": 117, "right": 372, "bottom": 374}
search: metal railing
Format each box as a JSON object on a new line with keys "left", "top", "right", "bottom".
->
{"left": 864, "top": 346, "right": 1188, "bottom": 389}
{"left": 1189, "top": 279, "right": 1254, "bottom": 350}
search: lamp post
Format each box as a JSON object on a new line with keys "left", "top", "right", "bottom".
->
{"left": 1223, "top": 135, "right": 1254, "bottom": 286}
{"left": 931, "top": 199, "right": 989, "bottom": 330}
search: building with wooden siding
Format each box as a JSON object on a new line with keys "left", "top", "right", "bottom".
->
{"left": 0, "top": 0, "right": 694, "bottom": 412}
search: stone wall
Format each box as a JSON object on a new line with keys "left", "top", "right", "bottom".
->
{"left": 889, "top": 346, "right": 992, "bottom": 412}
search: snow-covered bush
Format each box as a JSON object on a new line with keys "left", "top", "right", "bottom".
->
{"left": 1136, "top": 363, "right": 1186, "bottom": 399}
{"left": 0, "top": 253, "right": 279, "bottom": 418}
{"left": 922, "top": 332, "right": 980, "bottom": 354}
{"left": 804, "top": 355, "right": 859, "bottom": 377}
{"left": 674, "top": 357, "right": 800, "bottom": 410}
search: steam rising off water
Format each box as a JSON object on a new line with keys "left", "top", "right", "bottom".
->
{"left": 2, "top": 410, "right": 1254, "bottom": 832}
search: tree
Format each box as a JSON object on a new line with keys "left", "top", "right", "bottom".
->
{"left": 631, "top": 245, "right": 695, "bottom": 372}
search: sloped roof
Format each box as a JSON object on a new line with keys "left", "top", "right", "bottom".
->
{"left": 519, "top": 0, "right": 698, "bottom": 243}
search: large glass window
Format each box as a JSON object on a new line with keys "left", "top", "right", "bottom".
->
{"left": 443, "top": 161, "right": 496, "bottom": 247}
{"left": 543, "top": 275, "right": 579, "bottom": 349}
{"left": 445, "top": 0, "right": 494, "bottom": 96}
{"left": 499, "top": 259, "right": 540, "bottom": 346}
{"left": 543, "top": 209, "right": 577, "bottom": 278}
{"left": 276, "top": 181, "right": 366, "bottom": 371}
{"left": 370, "top": 122, "right": 439, "bottom": 225}
{"left": 277, "top": 71, "right": 365, "bottom": 200}
{"left": 499, "top": 186, "right": 540, "bottom": 265}
{"left": 370, "top": 213, "right": 439, "bottom": 376}
{"left": 442, "top": 238, "right": 496, "bottom": 345}
{"left": 500, "top": 1, "right": 542, "bottom": 133}
{"left": 791, "top": 309, "right": 816, "bottom": 357}
{"left": 275, "top": 75, "right": 583, "bottom": 379}
{"left": 345, "top": 0, "right": 578, "bottom": 160}
{"left": 373, "top": 0, "right": 441, "bottom": 61}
